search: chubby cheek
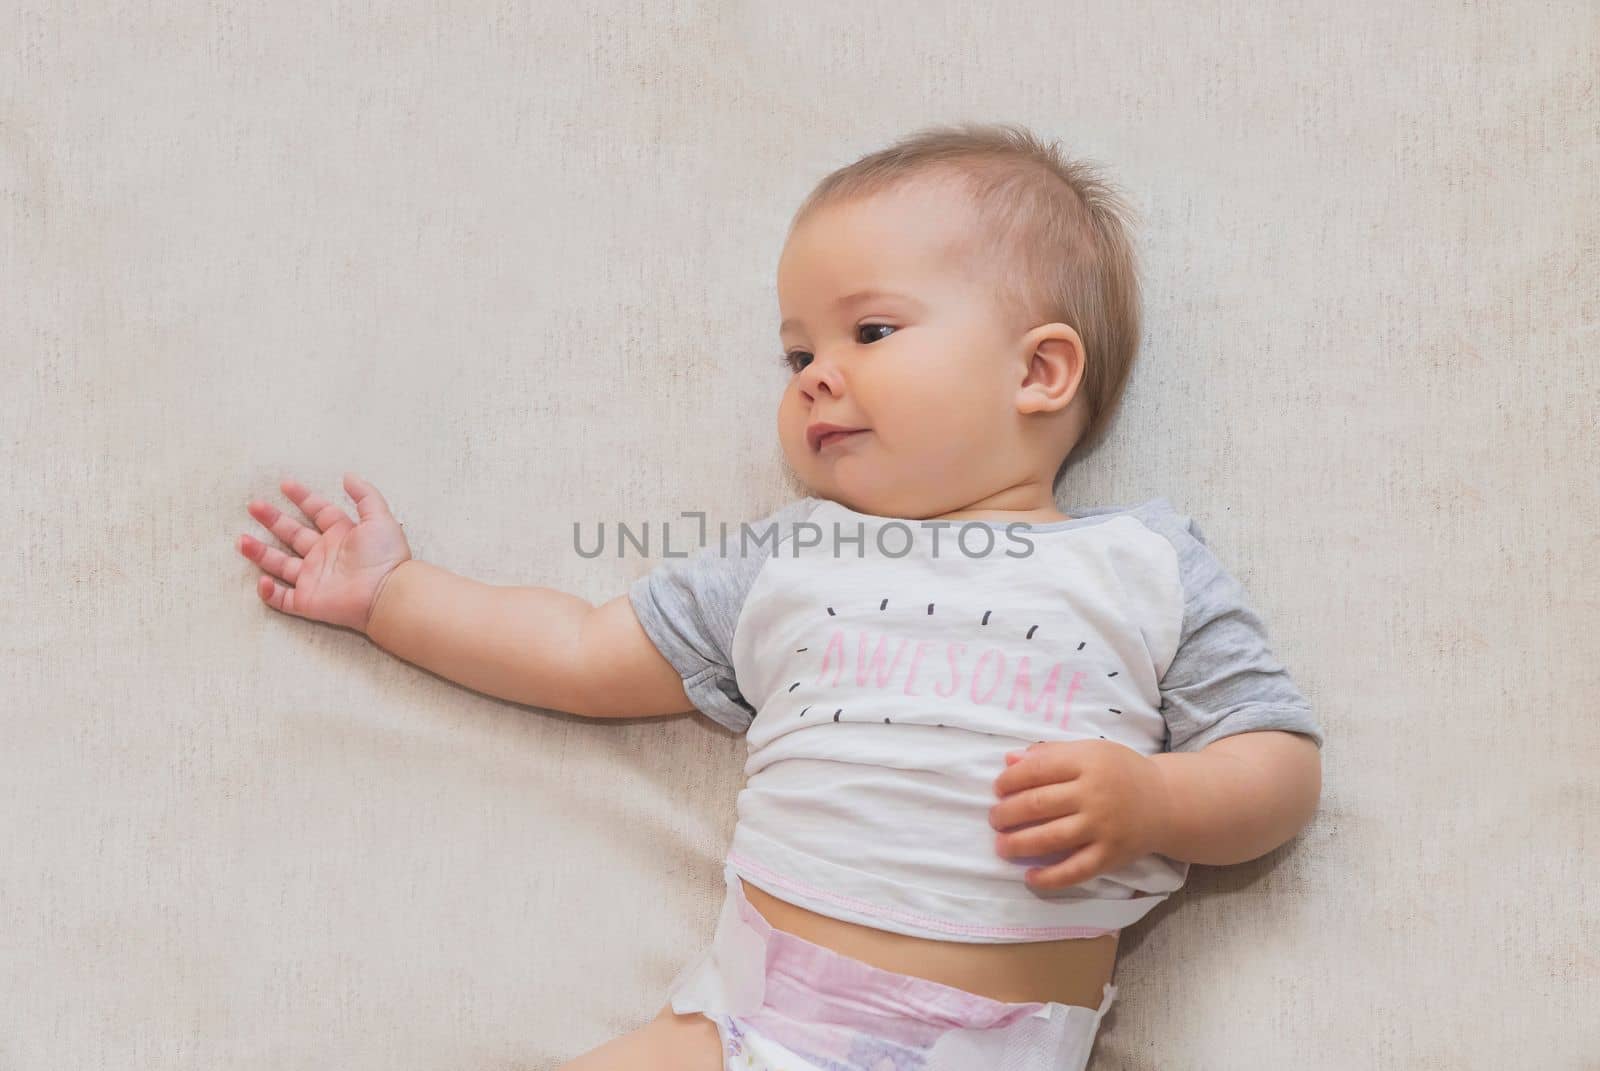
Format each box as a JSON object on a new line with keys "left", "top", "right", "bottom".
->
{"left": 879, "top": 375, "right": 986, "bottom": 455}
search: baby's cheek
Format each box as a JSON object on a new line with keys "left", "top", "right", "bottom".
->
{"left": 914, "top": 409, "right": 995, "bottom": 457}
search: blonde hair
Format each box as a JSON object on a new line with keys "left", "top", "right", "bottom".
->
{"left": 790, "top": 121, "right": 1143, "bottom": 482}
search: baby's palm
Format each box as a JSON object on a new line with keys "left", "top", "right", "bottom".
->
{"left": 237, "top": 473, "right": 412, "bottom": 633}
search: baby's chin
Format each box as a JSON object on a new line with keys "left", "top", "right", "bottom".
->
{"left": 799, "top": 468, "right": 910, "bottom": 516}
{"left": 784, "top": 440, "right": 935, "bottom": 512}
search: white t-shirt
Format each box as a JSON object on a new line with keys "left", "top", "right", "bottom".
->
{"left": 628, "top": 495, "right": 1324, "bottom": 942}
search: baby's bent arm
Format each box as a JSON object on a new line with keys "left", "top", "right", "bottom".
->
{"left": 363, "top": 559, "right": 697, "bottom": 719}
{"left": 1147, "top": 729, "right": 1322, "bottom": 866}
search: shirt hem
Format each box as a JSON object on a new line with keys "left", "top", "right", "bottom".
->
{"left": 727, "top": 825, "right": 1169, "bottom": 942}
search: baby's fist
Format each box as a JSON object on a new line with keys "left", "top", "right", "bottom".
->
{"left": 990, "top": 739, "right": 1174, "bottom": 890}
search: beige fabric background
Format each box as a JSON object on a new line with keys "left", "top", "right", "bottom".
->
{"left": 3, "top": 2, "right": 1595, "bottom": 1068}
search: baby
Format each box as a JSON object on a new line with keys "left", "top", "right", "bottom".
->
{"left": 237, "top": 122, "right": 1325, "bottom": 1070}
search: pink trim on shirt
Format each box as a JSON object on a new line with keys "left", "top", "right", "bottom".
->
{"left": 726, "top": 851, "right": 1121, "bottom": 941}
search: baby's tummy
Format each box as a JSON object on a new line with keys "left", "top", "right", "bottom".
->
{"left": 735, "top": 874, "right": 1121, "bottom": 1009}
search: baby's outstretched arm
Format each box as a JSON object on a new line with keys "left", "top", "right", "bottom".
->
{"left": 365, "top": 557, "right": 694, "bottom": 718}
{"left": 238, "top": 473, "right": 695, "bottom": 719}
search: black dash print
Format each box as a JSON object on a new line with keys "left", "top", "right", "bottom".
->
{"left": 883, "top": 717, "right": 891, "bottom": 723}
{"left": 799, "top": 706, "right": 810, "bottom": 717}
{"left": 1026, "top": 625, "right": 1039, "bottom": 639}
{"left": 826, "top": 607, "right": 835, "bottom": 616}
{"left": 1109, "top": 708, "right": 1122, "bottom": 715}
{"left": 927, "top": 603, "right": 935, "bottom": 615}
{"left": 796, "top": 647, "right": 808, "bottom": 653}
{"left": 1107, "top": 671, "right": 1118, "bottom": 677}
{"left": 833, "top": 709, "right": 841, "bottom": 722}
{"left": 787, "top": 682, "right": 800, "bottom": 692}
{"left": 1099, "top": 735, "right": 1106, "bottom": 739}
{"left": 981, "top": 610, "right": 992, "bottom": 625}
{"left": 879, "top": 598, "right": 888, "bottom": 610}
{"left": 1076, "top": 641, "right": 1086, "bottom": 650}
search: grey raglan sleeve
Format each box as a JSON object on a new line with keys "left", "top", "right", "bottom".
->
{"left": 1155, "top": 512, "right": 1325, "bottom": 753}
{"left": 626, "top": 498, "right": 815, "bottom": 733}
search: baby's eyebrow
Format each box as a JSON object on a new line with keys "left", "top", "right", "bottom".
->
{"left": 779, "top": 288, "right": 924, "bottom": 335}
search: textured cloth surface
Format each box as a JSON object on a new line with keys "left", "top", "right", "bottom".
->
{"left": 2, "top": 2, "right": 1595, "bottom": 1068}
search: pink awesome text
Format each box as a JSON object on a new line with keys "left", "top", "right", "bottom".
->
{"left": 815, "top": 626, "right": 1087, "bottom": 727}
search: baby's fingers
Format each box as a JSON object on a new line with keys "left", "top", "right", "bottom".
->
{"left": 281, "top": 477, "right": 356, "bottom": 535}
{"left": 1022, "top": 842, "right": 1108, "bottom": 891}
{"left": 236, "top": 532, "right": 301, "bottom": 587}
{"left": 255, "top": 573, "right": 303, "bottom": 617}
{"left": 246, "top": 498, "right": 319, "bottom": 558}
{"left": 341, "top": 472, "right": 396, "bottom": 525}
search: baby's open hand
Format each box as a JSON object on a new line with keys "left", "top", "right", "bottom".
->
{"left": 989, "top": 739, "right": 1174, "bottom": 891}
{"left": 236, "top": 473, "right": 412, "bottom": 634}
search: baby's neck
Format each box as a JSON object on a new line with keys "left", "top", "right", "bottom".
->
{"left": 932, "top": 504, "right": 1072, "bottom": 525}
{"left": 827, "top": 487, "right": 1072, "bottom": 526}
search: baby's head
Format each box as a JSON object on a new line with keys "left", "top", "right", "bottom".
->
{"left": 775, "top": 122, "right": 1142, "bottom": 520}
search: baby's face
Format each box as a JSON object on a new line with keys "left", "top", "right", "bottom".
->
{"left": 775, "top": 180, "right": 1035, "bottom": 518}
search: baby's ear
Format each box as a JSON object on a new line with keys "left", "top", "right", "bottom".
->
{"left": 1015, "top": 324, "right": 1084, "bottom": 415}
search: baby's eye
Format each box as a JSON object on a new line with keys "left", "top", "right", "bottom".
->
{"left": 779, "top": 324, "right": 897, "bottom": 374}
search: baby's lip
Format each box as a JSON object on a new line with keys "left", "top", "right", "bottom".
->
{"left": 807, "top": 423, "right": 870, "bottom": 452}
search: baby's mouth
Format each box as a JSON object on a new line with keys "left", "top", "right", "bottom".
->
{"left": 815, "top": 428, "right": 868, "bottom": 452}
